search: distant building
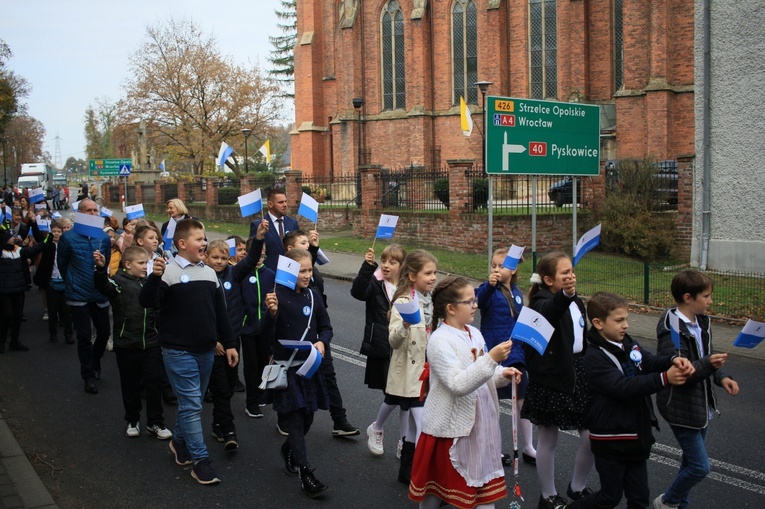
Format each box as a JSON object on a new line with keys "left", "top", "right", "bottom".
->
{"left": 690, "top": 0, "right": 765, "bottom": 273}
{"left": 291, "top": 0, "right": 694, "bottom": 177}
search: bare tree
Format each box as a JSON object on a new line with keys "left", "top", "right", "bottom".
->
{"left": 123, "top": 17, "right": 282, "bottom": 176}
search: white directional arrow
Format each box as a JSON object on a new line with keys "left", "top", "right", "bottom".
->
{"left": 502, "top": 132, "right": 527, "bottom": 171}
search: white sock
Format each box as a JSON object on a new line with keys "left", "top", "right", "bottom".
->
{"left": 409, "top": 407, "right": 424, "bottom": 444}
{"left": 518, "top": 398, "right": 537, "bottom": 457}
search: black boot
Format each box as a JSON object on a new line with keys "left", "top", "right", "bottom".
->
{"left": 299, "top": 465, "right": 328, "bottom": 498}
{"left": 281, "top": 441, "right": 299, "bottom": 476}
{"left": 398, "top": 440, "right": 415, "bottom": 485}
{"left": 9, "top": 341, "right": 29, "bottom": 352}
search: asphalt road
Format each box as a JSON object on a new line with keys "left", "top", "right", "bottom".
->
{"left": 0, "top": 279, "right": 763, "bottom": 508}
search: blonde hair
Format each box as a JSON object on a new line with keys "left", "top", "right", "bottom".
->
{"left": 166, "top": 198, "right": 188, "bottom": 216}
{"left": 206, "top": 239, "right": 229, "bottom": 255}
{"left": 381, "top": 243, "right": 406, "bottom": 265}
{"left": 391, "top": 249, "right": 438, "bottom": 304}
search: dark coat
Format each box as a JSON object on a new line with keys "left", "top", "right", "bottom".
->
{"left": 262, "top": 285, "right": 332, "bottom": 362}
{"left": 249, "top": 214, "right": 299, "bottom": 272}
{"left": 476, "top": 281, "right": 525, "bottom": 367}
{"left": 655, "top": 308, "right": 730, "bottom": 429}
{"left": 95, "top": 267, "right": 158, "bottom": 349}
{"left": 584, "top": 328, "right": 674, "bottom": 461}
{"left": 525, "top": 287, "right": 587, "bottom": 393}
{"left": 0, "top": 243, "right": 44, "bottom": 294}
{"left": 350, "top": 261, "right": 393, "bottom": 359}
{"left": 214, "top": 238, "right": 263, "bottom": 339}
{"left": 57, "top": 229, "right": 111, "bottom": 303}
{"left": 241, "top": 264, "right": 275, "bottom": 337}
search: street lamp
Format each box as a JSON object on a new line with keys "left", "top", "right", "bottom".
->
{"left": 353, "top": 98, "right": 364, "bottom": 206}
{"left": 241, "top": 128, "right": 252, "bottom": 173}
{"left": 474, "top": 81, "right": 492, "bottom": 171}
{"left": 474, "top": 81, "right": 493, "bottom": 272}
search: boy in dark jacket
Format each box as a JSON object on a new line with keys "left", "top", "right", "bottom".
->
{"left": 567, "top": 292, "right": 693, "bottom": 509}
{"left": 653, "top": 270, "right": 739, "bottom": 509}
{"left": 202, "top": 227, "right": 266, "bottom": 450}
{"left": 34, "top": 219, "right": 73, "bottom": 344}
{"left": 94, "top": 246, "right": 171, "bottom": 440}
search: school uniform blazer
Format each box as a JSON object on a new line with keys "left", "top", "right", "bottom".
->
{"left": 387, "top": 295, "right": 429, "bottom": 398}
{"left": 249, "top": 214, "right": 299, "bottom": 272}
{"left": 350, "top": 261, "right": 392, "bottom": 359}
{"left": 524, "top": 287, "right": 587, "bottom": 394}
{"left": 422, "top": 324, "right": 508, "bottom": 438}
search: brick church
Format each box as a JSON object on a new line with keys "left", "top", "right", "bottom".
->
{"left": 291, "top": 0, "right": 694, "bottom": 178}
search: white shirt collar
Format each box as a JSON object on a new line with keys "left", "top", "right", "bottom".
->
{"left": 675, "top": 309, "right": 698, "bottom": 328}
{"left": 268, "top": 211, "right": 283, "bottom": 224}
{"left": 174, "top": 254, "right": 204, "bottom": 268}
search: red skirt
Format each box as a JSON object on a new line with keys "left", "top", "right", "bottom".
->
{"left": 409, "top": 432, "right": 507, "bottom": 509}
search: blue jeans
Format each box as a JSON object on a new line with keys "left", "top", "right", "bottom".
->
{"left": 163, "top": 348, "right": 214, "bottom": 461}
{"left": 663, "top": 425, "right": 710, "bottom": 508}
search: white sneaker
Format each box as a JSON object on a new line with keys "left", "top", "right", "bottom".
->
{"left": 146, "top": 424, "right": 173, "bottom": 440}
{"left": 106, "top": 339, "right": 113, "bottom": 352}
{"left": 126, "top": 422, "right": 140, "bottom": 437}
{"left": 366, "top": 423, "right": 384, "bottom": 456}
{"left": 653, "top": 495, "right": 678, "bottom": 509}
{"left": 396, "top": 439, "right": 403, "bottom": 459}
{"left": 42, "top": 312, "right": 48, "bottom": 321}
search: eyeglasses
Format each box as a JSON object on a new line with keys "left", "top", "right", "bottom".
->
{"left": 454, "top": 298, "right": 478, "bottom": 307}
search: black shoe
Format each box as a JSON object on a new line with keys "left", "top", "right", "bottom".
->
{"left": 245, "top": 405, "right": 264, "bottom": 418}
{"left": 567, "top": 483, "right": 593, "bottom": 501}
{"left": 211, "top": 428, "right": 239, "bottom": 451}
{"left": 332, "top": 418, "right": 360, "bottom": 437}
{"left": 170, "top": 439, "right": 193, "bottom": 466}
{"left": 191, "top": 457, "right": 221, "bottom": 485}
{"left": 502, "top": 453, "right": 512, "bottom": 466}
{"left": 9, "top": 341, "right": 29, "bottom": 352}
{"left": 299, "top": 465, "right": 328, "bottom": 498}
{"left": 281, "top": 441, "right": 299, "bottom": 476}
{"left": 523, "top": 452, "right": 537, "bottom": 466}
{"left": 65, "top": 335, "right": 74, "bottom": 344}
{"left": 232, "top": 380, "right": 245, "bottom": 392}
{"left": 538, "top": 494, "right": 568, "bottom": 509}
{"left": 162, "top": 388, "right": 178, "bottom": 405}
{"left": 84, "top": 378, "right": 98, "bottom": 394}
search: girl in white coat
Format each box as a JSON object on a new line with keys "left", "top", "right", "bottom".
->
{"left": 409, "top": 275, "right": 521, "bottom": 509}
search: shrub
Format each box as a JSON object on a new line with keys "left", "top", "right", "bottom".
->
{"left": 218, "top": 187, "right": 241, "bottom": 206}
{"left": 473, "top": 178, "right": 488, "bottom": 210}
{"left": 434, "top": 178, "right": 449, "bottom": 208}
{"left": 301, "top": 185, "right": 312, "bottom": 196}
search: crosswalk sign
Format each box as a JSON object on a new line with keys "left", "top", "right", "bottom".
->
{"left": 119, "top": 165, "right": 132, "bottom": 176}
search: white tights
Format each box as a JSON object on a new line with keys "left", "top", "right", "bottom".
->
{"left": 536, "top": 425, "right": 594, "bottom": 498}
{"left": 420, "top": 495, "right": 495, "bottom": 509}
{"left": 372, "top": 402, "right": 409, "bottom": 439}
{"left": 517, "top": 398, "right": 537, "bottom": 457}
{"left": 406, "top": 406, "right": 424, "bottom": 444}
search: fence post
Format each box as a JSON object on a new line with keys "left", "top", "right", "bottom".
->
{"left": 643, "top": 260, "right": 650, "bottom": 305}
{"left": 284, "top": 170, "right": 303, "bottom": 213}
{"left": 154, "top": 181, "right": 164, "bottom": 205}
{"left": 177, "top": 180, "right": 189, "bottom": 203}
{"left": 206, "top": 179, "right": 218, "bottom": 207}
{"left": 135, "top": 184, "right": 143, "bottom": 205}
{"left": 446, "top": 159, "right": 474, "bottom": 216}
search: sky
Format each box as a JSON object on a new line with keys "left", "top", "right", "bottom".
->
{"left": 1, "top": 0, "right": 289, "bottom": 168}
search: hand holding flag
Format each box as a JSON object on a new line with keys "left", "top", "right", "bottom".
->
{"left": 573, "top": 223, "right": 602, "bottom": 266}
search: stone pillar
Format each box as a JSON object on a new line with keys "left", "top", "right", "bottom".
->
{"left": 177, "top": 181, "right": 189, "bottom": 203}
{"left": 284, "top": 170, "right": 303, "bottom": 212}
{"left": 675, "top": 154, "right": 694, "bottom": 260}
{"left": 447, "top": 159, "right": 475, "bottom": 216}
{"left": 240, "top": 177, "right": 253, "bottom": 195}
{"left": 135, "top": 184, "right": 143, "bottom": 205}
{"left": 360, "top": 166, "right": 382, "bottom": 238}
{"left": 118, "top": 181, "right": 126, "bottom": 207}
{"left": 205, "top": 179, "right": 218, "bottom": 207}
{"left": 154, "top": 181, "right": 164, "bottom": 205}
{"left": 100, "top": 183, "right": 110, "bottom": 205}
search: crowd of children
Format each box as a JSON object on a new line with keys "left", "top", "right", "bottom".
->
{"left": 0, "top": 190, "right": 742, "bottom": 507}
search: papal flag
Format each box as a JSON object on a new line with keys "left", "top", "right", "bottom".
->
{"left": 460, "top": 96, "right": 473, "bottom": 137}
{"left": 258, "top": 140, "right": 271, "bottom": 162}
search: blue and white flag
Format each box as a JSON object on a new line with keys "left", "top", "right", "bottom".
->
{"left": 573, "top": 223, "right": 602, "bottom": 266}
{"left": 125, "top": 203, "right": 145, "bottom": 220}
{"left": 298, "top": 193, "right": 319, "bottom": 223}
{"left": 376, "top": 214, "right": 399, "bottom": 239}
{"left": 237, "top": 188, "right": 262, "bottom": 217}
{"left": 28, "top": 187, "right": 45, "bottom": 204}
{"left": 275, "top": 255, "right": 300, "bottom": 290}
{"left": 297, "top": 345, "right": 323, "bottom": 378}
{"left": 510, "top": 307, "right": 555, "bottom": 356}
{"left": 73, "top": 212, "right": 105, "bottom": 239}
{"left": 226, "top": 238, "right": 237, "bottom": 257}
{"left": 71, "top": 200, "right": 80, "bottom": 212}
{"left": 36, "top": 217, "right": 51, "bottom": 232}
{"left": 34, "top": 203, "right": 47, "bottom": 211}
{"left": 502, "top": 244, "right": 525, "bottom": 271}
{"left": 100, "top": 207, "right": 114, "bottom": 218}
{"left": 159, "top": 160, "right": 166, "bottom": 172}
{"left": 2, "top": 205, "right": 11, "bottom": 222}
{"left": 316, "top": 248, "right": 330, "bottom": 266}
{"left": 51, "top": 211, "right": 62, "bottom": 220}
{"left": 394, "top": 293, "right": 421, "bottom": 325}
{"left": 217, "top": 141, "right": 234, "bottom": 169}
{"left": 668, "top": 310, "right": 681, "bottom": 351}
{"left": 733, "top": 319, "right": 765, "bottom": 349}
{"left": 163, "top": 218, "right": 177, "bottom": 248}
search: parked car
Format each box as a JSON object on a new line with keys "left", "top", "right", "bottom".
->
{"left": 548, "top": 176, "right": 582, "bottom": 207}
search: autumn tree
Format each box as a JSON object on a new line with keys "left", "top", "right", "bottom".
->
{"left": 268, "top": 0, "right": 296, "bottom": 98}
{"left": 84, "top": 97, "right": 120, "bottom": 160}
{"left": 123, "top": 17, "right": 282, "bottom": 176}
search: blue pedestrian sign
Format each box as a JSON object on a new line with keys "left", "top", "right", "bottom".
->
{"left": 118, "top": 165, "right": 132, "bottom": 176}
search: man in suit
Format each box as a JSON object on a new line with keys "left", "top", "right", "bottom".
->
{"left": 249, "top": 188, "right": 299, "bottom": 272}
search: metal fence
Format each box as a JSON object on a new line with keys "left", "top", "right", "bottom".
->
{"left": 298, "top": 174, "right": 360, "bottom": 209}
{"left": 375, "top": 167, "right": 450, "bottom": 211}
{"left": 539, "top": 252, "right": 764, "bottom": 321}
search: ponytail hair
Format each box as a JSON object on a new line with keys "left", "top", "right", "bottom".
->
{"left": 528, "top": 251, "right": 570, "bottom": 301}
{"left": 431, "top": 275, "right": 472, "bottom": 327}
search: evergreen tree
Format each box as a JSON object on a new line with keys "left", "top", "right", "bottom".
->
{"left": 268, "top": 0, "right": 296, "bottom": 98}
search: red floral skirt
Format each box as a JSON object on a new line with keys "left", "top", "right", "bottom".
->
{"left": 409, "top": 432, "right": 507, "bottom": 509}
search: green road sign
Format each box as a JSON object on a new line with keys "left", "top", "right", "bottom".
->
{"left": 89, "top": 158, "right": 132, "bottom": 177}
{"left": 484, "top": 96, "right": 600, "bottom": 175}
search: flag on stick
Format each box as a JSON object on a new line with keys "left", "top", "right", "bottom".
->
{"left": 159, "top": 160, "right": 166, "bottom": 172}
{"left": 275, "top": 255, "right": 300, "bottom": 290}
{"left": 238, "top": 189, "right": 263, "bottom": 217}
{"left": 510, "top": 307, "right": 555, "bottom": 356}
{"left": 460, "top": 96, "right": 473, "bottom": 137}
{"left": 226, "top": 238, "right": 237, "bottom": 257}
{"left": 100, "top": 207, "right": 114, "bottom": 218}
{"left": 733, "top": 319, "right": 765, "bottom": 349}
{"left": 573, "top": 223, "right": 602, "bottom": 266}
{"left": 503, "top": 245, "right": 525, "bottom": 271}
{"left": 29, "top": 187, "right": 45, "bottom": 204}
{"left": 394, "top": 293, "right": 422, "bottom": 325}
{"left": 125, "top": 204, "right": 145, "bottom": 220}
{"left": 298, "top": 193, "right": 319, "bottom": 223}
{"left": 73, "top": 212, "right": 105, "bottom": 239}
{"left": 218, "top": 141, "right": 235, "bottom": 169}
{"left": 668, "top": 310, "right": 682, "bottom": 351}
{"left": 258, "top": 140, "right": 271, "bottom": 162}
{"left": 375, "top": 214, "right": 399, "bottom": 239}
{"left": 163, "top": 218, "right": 177, "bottom": 249}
